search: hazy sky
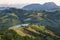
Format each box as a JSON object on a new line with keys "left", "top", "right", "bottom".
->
{"left": 0, "top": 0, "right": 60, "bottom": 8}
{"left": 0, "top": 0, "right": 60, "bottom": 5}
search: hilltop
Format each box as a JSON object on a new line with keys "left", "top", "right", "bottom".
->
{"left": 0, "top": 24, "right": 60, "bottom": 40}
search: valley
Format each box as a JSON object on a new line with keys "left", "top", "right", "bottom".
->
{"left": 0, "top": 6, "right": 60, "bottom": 40}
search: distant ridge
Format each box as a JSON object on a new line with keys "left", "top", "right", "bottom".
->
{"left": 0, "top": 2, "right": 60, "bottom": 10}
{"left": 23, "top": 2, "right": 60, "bottom": 10}
{"left": 0, "top": 7, "right": 10, "bottom": 10}
{"left": 22, "top": 4, "right": 43, "bottom": 10}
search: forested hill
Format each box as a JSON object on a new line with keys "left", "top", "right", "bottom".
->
{"left": 0, "top": 24, "right": 60, "bottom": 40}
{"left": 0, "top": 8, "right": 60, "bottom": 31}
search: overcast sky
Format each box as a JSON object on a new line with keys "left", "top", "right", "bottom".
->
{"left": 0, "top": 0, "right": 60, "bottom": 5}
{"left": 0, "top": 0, "right": 60, "bottom": 8}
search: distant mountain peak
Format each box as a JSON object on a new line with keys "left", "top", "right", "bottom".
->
{"left": 22, "top": 4, "right": 42, "bottom": 10}
{"left": 43, "top": 2, "right": 57, "bottom": 7}
{"left": 44, "top": 2, "right": 56, "bottom": 5}
{"left": 23, "top": 2, "right": 60, "bottom": 10}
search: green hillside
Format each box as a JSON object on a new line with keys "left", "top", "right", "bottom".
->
{"left": 0, "top": 24, "right": 60, "bottom": 40}
{"left": 0, "top": 8, "right": 60, "bottom": 40}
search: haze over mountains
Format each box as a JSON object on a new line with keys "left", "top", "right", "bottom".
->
{"left": 23, "top": 2, "right": 60, "bottom": 10}
{"left": 0, "top": 2, "right": 60, "bottom": 10}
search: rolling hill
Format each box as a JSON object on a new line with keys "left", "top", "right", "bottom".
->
{"left": 0, "top": 24, "right": 60, "bottom": 40}
{"left": 0, "top": 3, "right": 60, "bottom": 40}
{"left": 0, "top": 8, "right": 60, "bottom": 34}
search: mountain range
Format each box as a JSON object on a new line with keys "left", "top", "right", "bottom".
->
{"left": 0, "top": 2, "right": 60, "bottom": 40}
{"left": 0, "top": 4, "right": 60, "bottom": 40}
{"left": 0, "top": 2, "right": 60, "bottom": 10}
{"left": 0, "top": 7, "right": 60, "bottom": 33}
{"left": 23, "top": 2, "right": 60, "bottom": 10}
